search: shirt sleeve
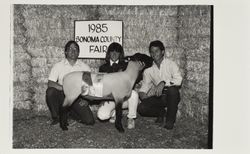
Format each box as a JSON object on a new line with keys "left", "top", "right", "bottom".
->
{"left": 139, "top": 69, "right": 153, "bottom": 93}
{"left": 170, "top": 61, "right": 182, "bottom": 86}
{"left": 48, "top": 63, "right": 59, "bottom": 82}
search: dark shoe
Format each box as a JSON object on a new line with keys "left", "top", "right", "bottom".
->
{"left": 164, "top": 121, "right": 174, "bottom": 130}
{"left": 50, "top": 119, "right": 59, "bottom": 125}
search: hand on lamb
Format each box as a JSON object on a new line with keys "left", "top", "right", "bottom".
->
{"left": 147, "top": 86, "right": 156, "bottom": 97}
{"left": 155, "top": 81, "right": 165, "bottom": 97}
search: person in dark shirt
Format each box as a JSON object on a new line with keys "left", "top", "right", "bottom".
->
{"left": 99, "top": 45, "right": 127, "bottom": 73}
{"left": 97, "top": 42, "right": 139, "bottom": 129}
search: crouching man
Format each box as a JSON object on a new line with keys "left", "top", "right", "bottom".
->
{"left": 46, "top": 40, "right": 95, "bottom": 125}
{"left": 137, "top": 40, "right": 182, "bottom": 130}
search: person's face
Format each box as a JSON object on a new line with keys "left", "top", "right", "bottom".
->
{"left": 65, "top": 43, "right": 79, "bottom": 61}
{"left": 149, "top": 46, "right": 164, "bottom": 63}
{"left": 110, "top": 50, "right": 120, "bottom": 62}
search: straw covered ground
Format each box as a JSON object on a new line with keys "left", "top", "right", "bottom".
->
{"left": 13, "top": 109, "right": 208, "bottom": 149}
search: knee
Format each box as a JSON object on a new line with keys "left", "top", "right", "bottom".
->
{"left": 131, "top": 90, "right": 139, "bottom": 100}
{"left": 46, "top": 87, "right": 57, "bottom": 98}
{"left": 128, "top": 90, "right": 139, "bottom": 104}
{"left": 131, "top": 90, "right": 139, "bottom": 98}
{"left": 72, "top": 98, "right": 89, "bottom": 108}
{"left": 97, "top": 109, "right": 110, "bottom": 120}
{"left": 167, "top": 87, "right": 180, "bottom": 96}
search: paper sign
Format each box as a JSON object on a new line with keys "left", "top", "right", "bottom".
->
{"left": 75, "top": 20, "right": 123, "bottom": 58}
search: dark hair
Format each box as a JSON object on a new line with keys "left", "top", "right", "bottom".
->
{"left": 64, "top": 40, "right": 80, "bottom": 53}
{"left": 105, "top": 42, "right": 124, "bottom": 62}
{"left": 149, "top": 40, "right": 165, "bottom": 52}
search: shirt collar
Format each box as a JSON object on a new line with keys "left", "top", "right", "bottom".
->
{"left": 152, "top": 57, "right": 166, "bottom": 69}
{"left": 110, "top": 60, "right": 119, "bottom": 66}
{"left": 64, "top": 59, "right": 80, "bottom": 66}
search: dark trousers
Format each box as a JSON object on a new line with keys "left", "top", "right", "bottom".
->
{"left": 46, "top": 87, "right": 95, "bottom": 125}
{"left": 137, "top": 86, "right": 180, "bottom": 123}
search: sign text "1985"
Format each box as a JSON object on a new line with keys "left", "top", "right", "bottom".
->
{"left": 88, "top": 23, "right": 108, "bottom": 33}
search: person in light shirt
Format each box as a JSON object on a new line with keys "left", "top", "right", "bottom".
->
{"left": 46, "top": 40, "right": 95, "bottom": 125}
{"left": 138, "top": 40, "right": 182, "bottom": 130}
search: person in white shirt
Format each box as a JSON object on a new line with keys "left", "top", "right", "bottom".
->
{"left": 138, "top": 40, "right": 182, "bottom": 130}
{"left": 46, "top": 40, "right": 95, "bottom": 125}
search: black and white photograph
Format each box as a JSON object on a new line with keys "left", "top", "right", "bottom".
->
{"left": 0, "top": 0, "right": 250, "bottom": 153}
{"left": 11, "top": 4, "right": 212, "bottom": 149}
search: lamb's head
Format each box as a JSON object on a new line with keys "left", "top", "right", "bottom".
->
{"left": 125, "top": 53, "right": 153, "bottom": 71}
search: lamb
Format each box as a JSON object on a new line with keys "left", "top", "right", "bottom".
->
{"left": 59, "top": 53, "right": 153, "bottom": 132}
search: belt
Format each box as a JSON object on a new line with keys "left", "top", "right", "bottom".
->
{"left": 163, "top": 86, "right": 180, "bottom": 91}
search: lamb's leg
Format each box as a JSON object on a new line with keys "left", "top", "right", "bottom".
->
{"left": 59, "top": 98, "right": 71, "bottom": 131}
{"left": 115, "top": 102, "right": 124, "bottom": 133}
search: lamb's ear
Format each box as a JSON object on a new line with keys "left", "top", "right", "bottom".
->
{"left": 143, "top": 55, "right": 153, "bottom": 69}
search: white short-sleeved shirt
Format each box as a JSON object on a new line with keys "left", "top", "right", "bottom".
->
{"left": 139, "top": 57, "right": 183, "bottom": 93}
{"left": 48, "top": 59, "right": 91, "bottom": 85}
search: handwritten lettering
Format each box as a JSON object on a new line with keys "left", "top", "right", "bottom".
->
{"left": 75, "top": 36, "right": 122, "bottom": 43}
{"left": 89, "top": 45, "right": 108, "bottom": 53}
